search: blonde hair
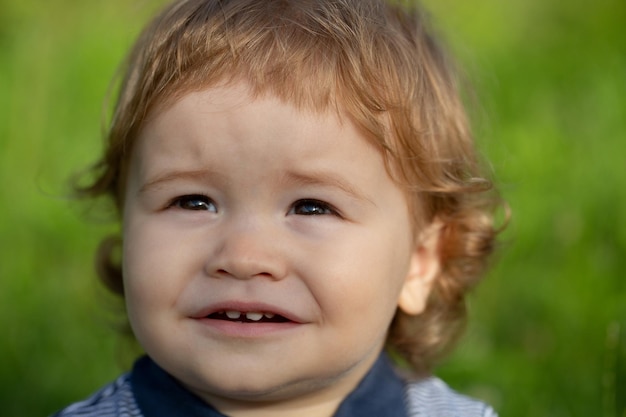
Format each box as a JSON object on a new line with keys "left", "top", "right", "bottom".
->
{"left": 81, "top": 0, "right": 501, "bottom": 375}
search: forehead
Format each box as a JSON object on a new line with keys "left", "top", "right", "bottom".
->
{"left": 133, "top": 83, "right": 381, "bottom": 174}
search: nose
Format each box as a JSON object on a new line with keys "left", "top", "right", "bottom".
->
{"left": 205, "top": 221, "right": 288, "bottom": 281}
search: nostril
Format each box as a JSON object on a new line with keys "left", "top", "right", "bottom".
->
{"left": 212, "top": 268, "right": 277, "bottom": 280}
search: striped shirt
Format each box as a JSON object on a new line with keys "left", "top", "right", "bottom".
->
{"left": 51, "top": 355, "right": 497, "bottom": 417}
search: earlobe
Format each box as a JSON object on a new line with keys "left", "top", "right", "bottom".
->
{"left": 398, "top": 221, "right": 442, "bottom": 316}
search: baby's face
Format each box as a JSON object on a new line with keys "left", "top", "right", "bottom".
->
{"left": 122, "top": 82, "right": 435, "bottom": 411}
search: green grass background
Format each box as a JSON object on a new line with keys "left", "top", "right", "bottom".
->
{"left": 1, "top": 0, "right": 624, "bottom": 415}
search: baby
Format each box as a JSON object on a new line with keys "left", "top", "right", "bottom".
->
{"left": 53, "top": 0, "right": 501, "bottom": 416}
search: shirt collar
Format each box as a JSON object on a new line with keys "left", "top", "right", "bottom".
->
{"left": 131, "top": 353, "right": 407, "bottom": 417}
{"left": 333, "top": 353, "right": 408, "bottom": 417}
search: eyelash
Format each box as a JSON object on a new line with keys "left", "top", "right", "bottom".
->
{"left": 289, "top": 199, "right": 339, "bottom": 217}
{"left": 167, "top": 196, "right": 340, "bottom": 217}
{"left": 168, "top": 194, "right": 217, "bottom": 212}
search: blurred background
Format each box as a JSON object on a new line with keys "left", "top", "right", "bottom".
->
{"left": 1, "top": 0, "right": 624, "bottom": 415}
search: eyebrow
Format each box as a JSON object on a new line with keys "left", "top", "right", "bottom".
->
{"left": 139, "top": 168, "right": 373, "bottom": 204}
{"left": 282, "top": 170, "right": 374, "bottom": 205}
{"left": 139, "top": 169, "right": 225, "bottom": 193}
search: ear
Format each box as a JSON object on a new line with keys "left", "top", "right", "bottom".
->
{"left": 397, "top": 221, "right": 442, "bottom": 316}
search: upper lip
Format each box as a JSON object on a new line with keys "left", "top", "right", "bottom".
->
{"left": 190, "top": 301, "right": 306, "bottom": 324}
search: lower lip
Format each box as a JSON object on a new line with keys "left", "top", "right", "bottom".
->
{"left": 193, "top": 317, "right": 303, "bottom": 338}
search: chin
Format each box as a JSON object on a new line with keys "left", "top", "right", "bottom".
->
{"left": 181, "top": 368, "right": 342, "bottom": 404}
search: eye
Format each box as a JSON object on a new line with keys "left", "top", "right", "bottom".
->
{"left": 290, "top": 199, "right": 337, "bottom": 216}
{"left": 170, "top": 194, "right": 217, "bottom": 212}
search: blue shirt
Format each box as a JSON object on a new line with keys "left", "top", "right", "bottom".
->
{"left": 51, "top": 353, "right": 497, "bottom": 417}
{"left": 132, "top": 353, "right": 407, "bottom": 417}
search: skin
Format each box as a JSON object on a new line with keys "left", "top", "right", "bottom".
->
{"left": 122, "top": 82, "right": 439, "bottom": 417}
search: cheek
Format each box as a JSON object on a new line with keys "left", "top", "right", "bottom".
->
{"left": 305, "top": 229, "right": 412, "bottom": 323}
{"left": 121, "top": 218, "right": 201, "bottom": 355}
{"left": 122, "top": 225, "right": 158, "bottom": 322}
{"left": 121, "top": 216, "right": 197, "bottom": 318}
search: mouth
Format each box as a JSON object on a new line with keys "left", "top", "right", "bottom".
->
{"left": 207, "top": 310, "right": 291, "bottom": 324}
{"left": 192, "top": 303, "right": 304, "bottom": 337}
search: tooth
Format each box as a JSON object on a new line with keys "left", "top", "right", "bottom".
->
{"left": 264, "top": 313, "right": 275, "bottom": 319}
{"left": 245, "top": 312, "right": 263, "bottom": 321}
{"left": 225, "top": 311, "right": 242, "bottom": 319}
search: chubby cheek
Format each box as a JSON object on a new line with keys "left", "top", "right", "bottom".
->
{"left": 121, "top": 215, "right": 197, "bottom": 337}
{"left": 306, "top": 228, "right": 411, "bottom": 334}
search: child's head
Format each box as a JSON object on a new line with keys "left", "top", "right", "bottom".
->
{"left": 83, "top": 0, "right": 499, "bottom": 400}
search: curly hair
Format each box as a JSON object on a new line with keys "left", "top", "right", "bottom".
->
{"left": 79, "top": 0, "right": 502, "bottom": 375}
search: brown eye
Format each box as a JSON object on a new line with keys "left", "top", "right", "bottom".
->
{"left": 171, "top": 195, "right": 217, "bottom": 212}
